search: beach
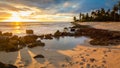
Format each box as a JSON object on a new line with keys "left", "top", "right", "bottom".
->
{"left": 0, "top": 22, "right": 120, "bottom": 68}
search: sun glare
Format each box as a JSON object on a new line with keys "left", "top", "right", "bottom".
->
{"left": 19, "top": 11, "right": 32, "bottom": 16}
{"left": 7, "top": 12, "right": 21, "bottom": 22}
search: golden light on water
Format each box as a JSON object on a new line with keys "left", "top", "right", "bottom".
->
{"left": 11, "top": 22, "right": 23, "bottom": 34}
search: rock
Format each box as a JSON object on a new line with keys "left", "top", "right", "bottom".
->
{"left": 34, "top": 54, "right": 45, "bottom": 58}
{"left": 38, "top": 35, "right": 44, "bottom": 39}
{"left": 81, "top": 58, "right": 86, "bottom": 62}
{"left": 21, "top": 35, "right": 38, "bottom": 43}
{"left": 0, "top": 36, "right": 19, "bottom": 52}
{"left": 86, "top": 63, "right": 90, "bottom": 68}
{"left": 61, "top": 64, "right": 66, "bottom": 67}
{"left": 102, "top": 60, "right": 106, "bottom": 64}
{"left": 79, "top": 62, "right": 84, "bottom": 65}
{"left": 3, "top": 32, "right": 12, "bottom": 36}
{"left": 0, "top": 62, "right": 17, "bottom": 68}
{"left": 64, "top": 27, "right": 68, "bottom": 32}
{"left": 26, "top": 30, "right": 34, "bottom": 34}
{"left": 44, "top": 34, "right": 53, "bottom": 39}
{"left": 70, "top": 28, "right": 75, "bottom": 32}
{"left": 90, "top": 58, "right": 96, "bottom": 62}
{"left": 10, "top": 35, "right": 19, "bottom": 40}
{"left": 93, "top": 49, "right": 97, "bottom": 52}
{"left": 54, "top": 30, "right": 61, "bottom": 36}
{"left": 75, "top": 61, "right": 79, "bottom": 64}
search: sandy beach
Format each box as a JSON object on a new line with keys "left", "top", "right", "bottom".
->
{"left": 0, "top": 22, "right": 120, "bottom": 68}
{"left": 12, "top": 22, "right": 119, "bottom": 68}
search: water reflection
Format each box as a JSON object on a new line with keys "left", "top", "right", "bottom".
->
{"left": 11, "top": 22, "right": 23, "bottom": 34}
{"left": 42, "top": 36, "right": 88, "bottom": 50}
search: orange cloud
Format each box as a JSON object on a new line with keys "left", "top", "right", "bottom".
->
{"left": 0, "top": 12, "right": 11, "bottom": 20}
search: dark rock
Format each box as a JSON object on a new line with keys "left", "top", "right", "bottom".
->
{"left": 3, "top": 32, "right": 12, "bottom": 36}
{"left": 44, "top": 34, "right": 53, "bottom": 39}
{"left": 79, "top": 62, "right": 84, "bottom": 65}
{"left": 10, "top": 35, "right": 19, "bottom": 40}
{"left": 61, "top": 64, "right": 66, "bottom": 67}
{"left": 70, "top": 28, "right": 75, "bottom": 32}
{"left": 0, "top": 62, "right": 17, "bottom": 68}
{"left": 38, "top": 35, "right": 44, "bottom": 39}
{"left": 81, "top": 58, "right": 86, "bottom": 62}
{"left": 90, "top": 58, "right": 96, "bottom": 62}
{"left": 93, "top": 49, "right": 97, "bottom": 52}
{"left": 54, "top": 30, "right": 61, "bottom": 36}
{"left": 34, "top": 54, "right": 45, "bottom": 58}
{"left": 86, "top": 63, "right": 91, "bottom": 68}
{"left": 26, "top": 30, "right": 34, "bottom": 34}
{"left": 102, "top": 60, "right": 106, "bottom": 64}
{"left": 21, "top": 35, "right": 38, "bottom": 43}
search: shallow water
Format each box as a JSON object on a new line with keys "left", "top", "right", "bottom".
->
{"left": 0, "top": 36, "right": 89, "bottom": 66}
{"left": 42, "top": 36, "right": 88, "bottom": 50}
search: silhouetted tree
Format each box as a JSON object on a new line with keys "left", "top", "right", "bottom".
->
{"left": 74, "top": 1, "right": 120, "bottom": 22}
{"left": 73, "top": 16, "right": 77, "bottom": 22}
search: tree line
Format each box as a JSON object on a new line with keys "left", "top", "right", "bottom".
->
{"left": 73, "top": 1, "right": 120, "bottom": 22}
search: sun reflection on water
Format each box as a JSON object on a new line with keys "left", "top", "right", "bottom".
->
{"left": 11, "top": 22, "right": 23, "bottom": 34}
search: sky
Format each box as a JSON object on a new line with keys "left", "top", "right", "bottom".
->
{"left": 0, "top": 0, "right": 119, "bottom": 22}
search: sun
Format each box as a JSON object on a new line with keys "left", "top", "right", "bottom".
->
{"left": 7, "top": 12, "right": 22, "bottom": 22}
{"left": 4, "top": 11, "right": 33, "bottom": 22}
{"left": 3, "top": 11, "right": 39, "bottom": 22}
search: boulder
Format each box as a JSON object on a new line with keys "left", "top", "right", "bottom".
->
{"left": 26, "top": 30, "right": 34, "bottom": 34}
{"left": 21, "top": 35, "right": 38, "bottom": 43}
{"left": 0, "top": 62, "right": 17, "bottom": 68}
{"left": 54, "top": 30, "right": 61, "bottom": 36}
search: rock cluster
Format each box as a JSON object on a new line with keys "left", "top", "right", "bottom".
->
{"left": 0, "top": 31, "right": 45, "bottom": 52}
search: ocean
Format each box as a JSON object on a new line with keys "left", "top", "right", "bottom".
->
{"left": 0, "top": 22, "right": 72, "bottom": 36}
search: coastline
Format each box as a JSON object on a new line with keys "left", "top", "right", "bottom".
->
{"left": 0, "top": 22, "right": 120, "bottom": 68}
{"left": 78, "top": 22, "right": 120, "bottom": 31}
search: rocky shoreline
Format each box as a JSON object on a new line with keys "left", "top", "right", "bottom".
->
{"left": 0, "top": 62, "right": 17, "bottom": 68}
{"left": 0, "top": 22, "right": 120, "bottom": 52}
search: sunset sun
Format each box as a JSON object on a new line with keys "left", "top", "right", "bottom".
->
{"left": 4, "top": 11, "right": 33, "bottom": 22}
{"left": 7, "top": 12, "right": 21, "bottom": 22}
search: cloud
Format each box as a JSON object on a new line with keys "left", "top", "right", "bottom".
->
{"left": 0, "top": 12, "right": 11, "bottom": 20}
{"left": 0, "top": 0, "right": 118, "bottom": 22}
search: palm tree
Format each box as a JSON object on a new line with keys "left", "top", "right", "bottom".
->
{"left": 79, "top": 13, "right": 82, "bottom": 21}
{"left": 117, "top": 1, "right": 120, "bottom": 21}
{"left": 73, "top": 16, "right": 77, "bottom": 22}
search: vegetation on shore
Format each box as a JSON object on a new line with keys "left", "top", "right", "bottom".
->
{"left": 73, "top": 1, "right": 120, "bottom": 22}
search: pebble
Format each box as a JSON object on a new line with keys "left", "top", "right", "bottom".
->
{"left": 79, "top": 62, "right": 84, "bottom": 65}
{"left": 90, "top": 58, "right": 96, "bottom": 62}
{"left": 86, "top": 63, "right": 90, "bottom": 68}
{"left": 81, "top": 58, "right": 86, "bottom": 62}
{"left": 102, "top": 60, "right": 106, "bottom": 64}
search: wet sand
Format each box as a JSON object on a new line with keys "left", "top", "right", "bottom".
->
{"left": 6, "top": 43, "right": 118, "bottom": 68}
